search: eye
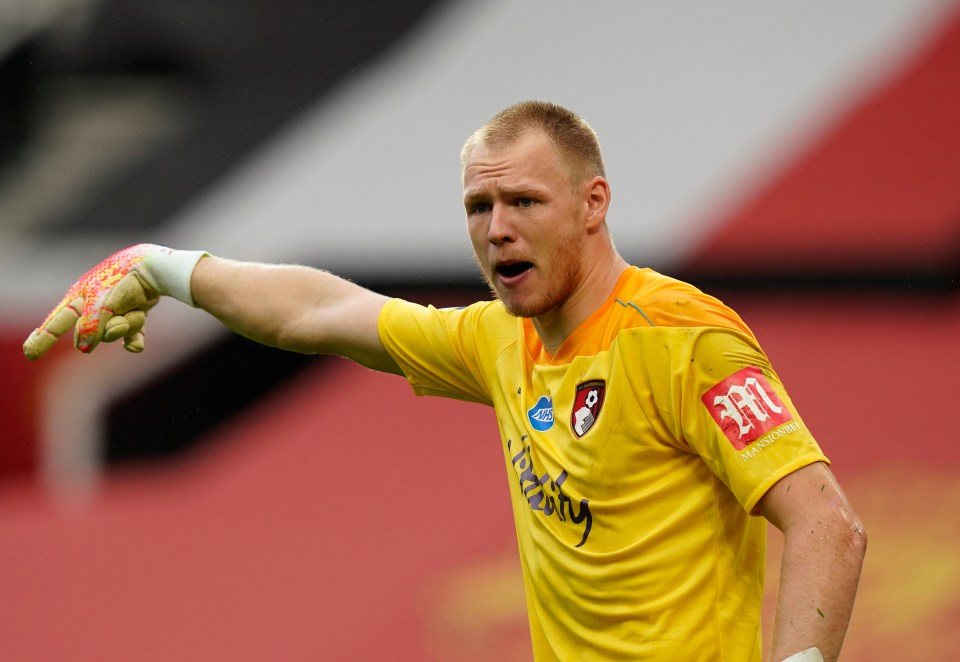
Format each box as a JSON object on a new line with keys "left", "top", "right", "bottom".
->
{"left": 516, "top": 198, "right": 535, "bottom": 208}
{"left": 471, "top": 202, "right": 491, "bottom": 215}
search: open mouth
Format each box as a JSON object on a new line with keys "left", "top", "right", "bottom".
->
{"left": 496, "top": 261, "right": 533, "bottom": 279}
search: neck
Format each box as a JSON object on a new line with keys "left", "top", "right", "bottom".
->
{"left": 532, "top": 251, "right": 630, "bottom": 354}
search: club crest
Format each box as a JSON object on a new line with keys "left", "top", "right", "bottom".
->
{"left": 571, "top": 380, "right": 605, "bottom": 438}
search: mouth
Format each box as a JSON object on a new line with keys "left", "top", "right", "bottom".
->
{"left": 494, "top": 260, "right": 534, "bottom": 286}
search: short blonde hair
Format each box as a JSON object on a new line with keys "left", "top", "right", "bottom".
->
{"left": 461, "top": 100, "right": 606, "bottom": 189}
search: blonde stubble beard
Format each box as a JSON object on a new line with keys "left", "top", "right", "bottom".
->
{"left": 472, "top": 229, "right": 586, "bottom": 320}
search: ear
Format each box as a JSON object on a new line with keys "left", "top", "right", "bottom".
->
{"left": 583, "top": 176, "right": 611, "bottom": 233}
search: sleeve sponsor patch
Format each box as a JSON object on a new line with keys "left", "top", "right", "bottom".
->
{"left": 701, "top": 366, "right": 794, "bottom": 449}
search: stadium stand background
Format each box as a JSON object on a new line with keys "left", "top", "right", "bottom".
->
{"left": 2, "top": 1, "right": 958, "bottom": 659}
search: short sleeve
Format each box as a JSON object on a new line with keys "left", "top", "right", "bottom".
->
{"left": 378, "top": 298, "right": 493, "bottom": 405}
{"left": 679, "top": 329, "right": 829, "bottom": 513}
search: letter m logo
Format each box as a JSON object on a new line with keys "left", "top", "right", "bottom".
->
{"left": 702, "top": 366, "right": 793, "bottom": 449}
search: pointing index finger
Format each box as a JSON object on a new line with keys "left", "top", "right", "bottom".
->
{"left": 22, "top": 295, "right": 84, "bottom": 360}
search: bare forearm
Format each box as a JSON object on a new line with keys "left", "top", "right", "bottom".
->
{"left": 768, "top": 514, "right": 867, "bottom": 661}
{"left": 758, "top": 462, "right": 867, "bottom": 662}
{"left": 191, "top": 256, "right": 392, "bottom": 363}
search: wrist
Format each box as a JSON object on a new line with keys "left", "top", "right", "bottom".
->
{"left": 138, "top": 244, "right": 209, "bottom": 306}
{"left": 781, "top": 648, "right": 824, "bottom": 662}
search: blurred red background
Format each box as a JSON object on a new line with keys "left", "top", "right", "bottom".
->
{"left": 2, "top": 2, "right": 958, "bottom": 660}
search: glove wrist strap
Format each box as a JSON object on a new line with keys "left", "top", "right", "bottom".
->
{"left": 141, "top": 246, "right": 209, "bottom": 306}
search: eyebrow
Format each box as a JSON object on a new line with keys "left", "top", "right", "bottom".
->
{"left": 462, "top": 190, "right": 486, "bottom": 209}
{"left": 463, "top": 182, "right": 548, "bottom": 205}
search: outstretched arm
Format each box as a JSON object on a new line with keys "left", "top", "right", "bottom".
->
{"left": 758, "top": 461, "right": 867, "bottom": 662}
{"left": 191, "top": 255, "right": 400, "bottom": 373}
{"left": 23, "top": 244, "right": 402, "bottom": 375}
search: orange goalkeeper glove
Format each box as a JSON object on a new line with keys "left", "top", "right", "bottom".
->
{"left": 23, "top": 244, "right": 208, "bottom": 360}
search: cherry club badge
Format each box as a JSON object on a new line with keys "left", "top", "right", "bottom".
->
{"left": 571, "top": 380, "right": 605, "bottom": 438}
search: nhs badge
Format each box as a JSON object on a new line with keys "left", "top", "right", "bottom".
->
{"left": 527, "top": 395, "right": 555, "bottom": 431}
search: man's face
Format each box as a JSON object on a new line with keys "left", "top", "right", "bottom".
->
{"left": 463, "top": 131, "right": 586, "bottom": 318}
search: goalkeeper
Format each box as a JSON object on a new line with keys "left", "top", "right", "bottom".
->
{"left": 23, "top": 101, "right": 865, "bottom": 662}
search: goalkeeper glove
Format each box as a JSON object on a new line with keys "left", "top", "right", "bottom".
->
{"left": 22, "top": 244, "right": 207, "bottom": 360}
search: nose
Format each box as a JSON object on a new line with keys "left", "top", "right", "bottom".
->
{"left": 487, "top": 205, "right": 515, "bottom": 245}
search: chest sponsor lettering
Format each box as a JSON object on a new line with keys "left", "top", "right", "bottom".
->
{"left": 507, "top": 436, "right": 593, "bottom": 547}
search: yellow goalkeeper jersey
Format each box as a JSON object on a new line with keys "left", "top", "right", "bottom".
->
{"left": 378, "top": 266, "right": 827, "bottom": 661}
